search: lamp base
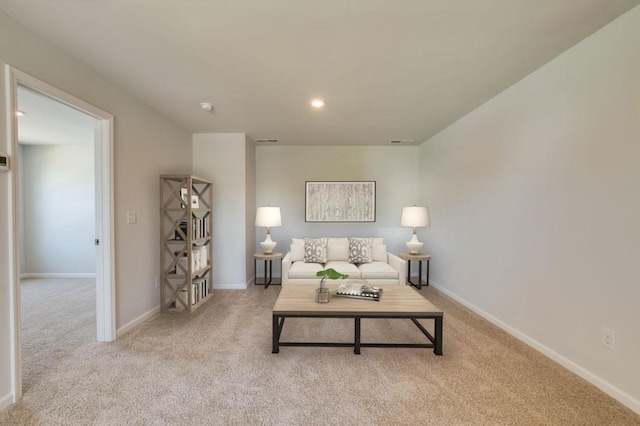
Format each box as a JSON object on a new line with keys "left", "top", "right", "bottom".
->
{"left": 261, "top": 234, "right": 277, "bottom": 254}
{"left": 406, "top": 234, "right": 423, "bottom": 254}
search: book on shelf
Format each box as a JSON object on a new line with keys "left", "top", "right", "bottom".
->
{"left": 175, "top": 279, "right": 209, "bottom": 309}
{"left": 174, "top": 218, "right": 208, "bottom": 240}
{"left": 173, "top": 246, "right": 208, "bottom": 274}
{"left": 334, "top": 280, "right": 382, "bottom": 301}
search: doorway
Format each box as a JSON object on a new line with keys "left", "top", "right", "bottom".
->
{"left": 5, "top": 66, "right": 115, "bottom": 402}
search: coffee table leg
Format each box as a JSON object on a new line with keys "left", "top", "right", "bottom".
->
{"left": 434, "top": 316, "right": 443, "bottom": 355}
{"left": 272, "top": 315, "right": 280, "bottom": 353}
{"left": 354, "top": 318, "right": 361, "bottom": 354}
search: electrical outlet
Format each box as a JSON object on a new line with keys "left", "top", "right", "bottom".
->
{"left": 127, "top": 210, "right": 137, "bottom": 224}
{"left": 154, "top": 277, "right": 160, "bottom": 289}
{"left": 602, "top": 328, "right": 615, "bottom": 350}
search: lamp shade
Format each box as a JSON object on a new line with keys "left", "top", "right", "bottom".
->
{"left": 400, "top": 206, "right": 430, "bottom": 228}
{"left": 255, "top": 207, "right": 282, "bottom": 228}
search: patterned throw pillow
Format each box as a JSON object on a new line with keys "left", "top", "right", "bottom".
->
{"left": 348, "top": 237, "right": 373, "bottom": 264}
{"left": 304, "top": 237, "right": 328, "bottom": 263}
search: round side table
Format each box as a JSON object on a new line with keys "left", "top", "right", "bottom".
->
{"left": 399, "top": 252, "right": 431, "bottom": 289}
{"left": 254, "top": 252, "right": 283, "bottom": 288}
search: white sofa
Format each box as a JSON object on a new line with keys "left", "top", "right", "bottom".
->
{"left": 282, "top": 237, "right": 406, "bottom": 285}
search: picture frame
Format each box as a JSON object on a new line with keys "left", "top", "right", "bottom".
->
{"left": 180, "top": 188, "right": 188, "bottom": 208}
{"left": 305, "top": 181, "right": 376, "bottom": 222}
{"left": 180, "top": 188, "right": 200, "bottom": 209}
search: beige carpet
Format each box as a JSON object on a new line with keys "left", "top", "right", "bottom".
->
{"left": 1, "top": 278, "right": 638, "bottom": 425}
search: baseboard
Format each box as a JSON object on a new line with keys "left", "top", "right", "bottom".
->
{"left": 214, "top": 283, "right": 248, "bottom": 290}
{"left": 20, "top": 273, "right": 96, "bottom": 279}
{"left": 0, "top": 391, "right": 13, "bottom": 412}
{"left": 430, "top": 280, "right": 640, "bottom": 415}
{"left": 116, "top": 305, "right": 160, "bottom": 338}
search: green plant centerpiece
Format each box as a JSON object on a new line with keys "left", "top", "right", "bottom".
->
{"left": 315, "top": 268, "right": 348, "bottom": 303}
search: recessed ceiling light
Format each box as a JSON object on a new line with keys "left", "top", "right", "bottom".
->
{"left": 200, "top": 102, "right": 214, "bottom": 112}
{"left": 16, "top": 110, "right": 26, "bottom": 116}
{"left": 311, "top": 99, "right": 325, "bottom": 108}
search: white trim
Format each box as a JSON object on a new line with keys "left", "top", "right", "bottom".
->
{"left": 20, "top": 273, "right": 97, "bottom": 279}
{"left": 116, "top": 306, "right": 160, "bottom": 338}
{"left": 0, "top": 392, "right": 13, "bottom": 411}
{"left": 5, "top": 66, "right": 116, "bottom": 405}
{"left": 5, "top": 64, "right": 22, "bottom": 403}
{"left": 430, "top": 281, "right": 640, "bottom": 414}
{"left": 94, "top": 114, "right": 116, "bottom": 343}
{"left": 216, "top": 283, "right": 248, "bottom": 290}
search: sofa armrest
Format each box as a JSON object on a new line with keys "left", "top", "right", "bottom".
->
{"left": 387, "top": 252, "right": 406, "bottom": 285}
{"left": 282, "top": 252, "right": 292, "bottom": 285}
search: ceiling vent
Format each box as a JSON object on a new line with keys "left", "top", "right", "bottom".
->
{"left": 389, "top": 139, "right": 415, "bottom": 145}
{"left": 256, "top": 139, "right": 279, "bottom": 143}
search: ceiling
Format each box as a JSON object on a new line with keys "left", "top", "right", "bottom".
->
{"left": 1, "top": 1, "right": 638, "bottom": 146}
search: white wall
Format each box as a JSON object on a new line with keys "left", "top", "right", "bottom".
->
{"left": 192, "top": 133, "right": 249, "bottom": 289}
{"left": 256, "top": 145, "right": 421, "bottom": 270}
{"left": 0, "top": 10, "right": 192, "bottom": 408}
{"left": 20, "top": 144, "right": 95, "bottom": 275}
{"left": 419, "top": 6, "right": 640, "bottom": 412}
{"left": 245, "top": 138, "right": 256, "bottom": 284}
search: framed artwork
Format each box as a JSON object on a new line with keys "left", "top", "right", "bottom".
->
{"left": 305, "top": 181, "right": 376, "bottom": 222}
{"left": 180, "top": 188, "right": 200, "bottom": 209}
{"left": 180, "top": 188, "right": 188, "bottom": 208}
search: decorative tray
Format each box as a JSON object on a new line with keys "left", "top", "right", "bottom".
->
{"left": 334, "top": 280, "right": 382, "bottom": 301}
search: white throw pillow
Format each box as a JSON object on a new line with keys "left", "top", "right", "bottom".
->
{"left": 372, "top": 237, "right": 384, "bottom": 246}
{"left": 372, "top": 244, "right": 388, "bottom": 262}
{"left": 304, "top": 237, "right": 328, "bottom": 263}
{"left": 292, "top": 237, "right": 304, "bottom": 246}
{"left": 348, "top": 237, "right": 373, "bottom": 264}
{"left": 327, "top": 238, "right": 350, "bottom": 261}
{"left": 290, "top": 244, "right": 305, "bottom": 262}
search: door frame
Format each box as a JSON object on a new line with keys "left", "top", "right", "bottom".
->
{"left": 5, "top": 65, "right": 116, "bottom": 402}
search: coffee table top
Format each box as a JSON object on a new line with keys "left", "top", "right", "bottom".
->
{"left": 273, "top": 284, "right": 442, "bottom": 317}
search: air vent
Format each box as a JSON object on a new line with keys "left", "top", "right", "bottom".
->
{"left": 256, "top": 139, "right": 279, "bottom": 143}
{"left": 389, "top": 139, "right": 415, "bottom": 145}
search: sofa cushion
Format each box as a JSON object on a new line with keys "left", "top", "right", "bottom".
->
{"left": 327, "top": 238, "right": 349, "bottom": 261}
{"left": 324, "top": 261, "right": 362, "bottom": 279}
{"left": 358, "top": 262, "right": 399, "bottom": 280}
{"left": 348, "top": 237, "right": 373, "bottom": 264}
{"left": 372, "top": 237, "right": 384, "bottom": 246}
{"left": 304, "top": 237, "right": 328, "bottom": 263}
{"left": 372, "top": 244, "right": 387, "bottom": 262}
{"left": 292, "top": 237, "right": 304, "bottom": 247}
{"left": 290, "top": 243, "right": 304, "bottom": 262}
{"left": 289, "top": 261, "right": 324, "bottom": 279}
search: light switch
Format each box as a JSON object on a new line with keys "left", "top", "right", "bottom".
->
{"left": 127, "top": 211, "right": 137, "bottom": 224}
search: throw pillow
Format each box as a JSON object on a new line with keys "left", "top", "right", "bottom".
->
{"left": 372, "top": 237, "right": 384, "bottom": 246}
{"left": 304, "top": 237, "right": 328, "bottom": 263}
{"left": 372, "top": 244, "right": 387, "bottom": 262}
{"left": 348, "top": 237, "right": 373, "bottom": 264}
{"left": 327, "top": 238, "right": 350, "bottom": 261}
{"left": 290, "top": 244, "right": 305, "bottom": 262}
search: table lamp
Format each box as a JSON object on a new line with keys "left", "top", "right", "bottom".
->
{"left": 400, "top": 206, "right": 430, "bottom": 254}
{"left": 255, "top": 206, "right": 282, "bottom": 253}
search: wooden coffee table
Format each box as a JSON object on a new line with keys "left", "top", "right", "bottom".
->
{"left": 272, "top": 284, "right": 443, "bottom": 355}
